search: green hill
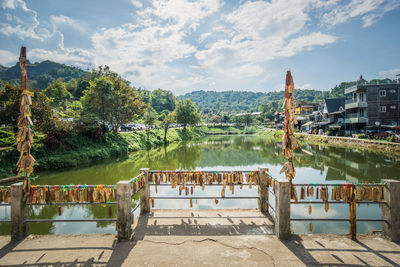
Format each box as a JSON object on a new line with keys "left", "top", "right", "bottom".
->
{"left": 0, "top": 60, "right": 88, "bottom": 90}
{"left": 178, "top": 89, "right": 333, "bottom": 114}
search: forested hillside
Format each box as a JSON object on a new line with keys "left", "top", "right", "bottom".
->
{"left": 0, "top": 60, "right": 88, "bottom": 90}
{"left": 178, "top": 89, "right": 333, "bottom": 114}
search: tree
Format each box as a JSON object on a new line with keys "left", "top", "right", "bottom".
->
{"left": 75, "top": 79, "right": 90, "bottom": 98}
{"left": 143, "top": 107, "right": 157, "bottom": 139}
{"left": 0, "top": 84, "right": 57, "bottom": 134}
{"left": 243, "top": 114, "right": 253, "bottom": 126}
{"left": 160, "top": 111, "right": 176, "bottom": 144}
{"left": 176, "top": 99, "right": 201, "bottom": 129}
{"left": 43, "top": 80, "right": 72, "bottom": 108}
{"left": 66, "top": 78, "right": 77, "bottom": 95}
{"left": 81, "top": 77, "right": 114, "bottom": 128}
{"left": 150, "top": 89, "right": 176, "bottom": 114}
{"left": 81, "top": 75, "right": 145, "bottom": 133}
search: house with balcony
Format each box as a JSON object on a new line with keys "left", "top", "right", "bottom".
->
{"left": 345, "top": 78, "right": 400, "bottom": 134}
{"left": 295, "top": 102, "right": 319, "bottom": 128}
{"left": 313, "top": 98, "right": 345, "bottom": 134}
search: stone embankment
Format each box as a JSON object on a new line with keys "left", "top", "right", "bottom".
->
{"left": 297, "top": 133, "right": 400, "bottom": 155}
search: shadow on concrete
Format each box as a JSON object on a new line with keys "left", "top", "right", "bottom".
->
{"left": 132, "top": 211, "right": 274, "bottom": 237}
{"left": 282, "top": 235, "right": 400, "bottom": 267}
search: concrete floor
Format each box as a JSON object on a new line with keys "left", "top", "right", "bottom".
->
{"left": 0, "top": 209, "right": 399, "bottom": 266}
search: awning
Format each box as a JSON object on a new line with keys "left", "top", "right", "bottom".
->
{"left": 301, "top": 121, "right": 314, "bottom": 127}
{"left": 296, "top": 116, "right": 307, "bottom": 121}
{"left": 329, "top": 124, "right": 342, "bottom": 129}
{"left": 315, "top": 121, "right": 329, "bottom": 125}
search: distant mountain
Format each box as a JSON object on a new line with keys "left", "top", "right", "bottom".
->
{"left": 0, "top": 60, "right": 88, "bottom": 89}
{"left": 178, "top": 89, "right": 332, "bottom": 114}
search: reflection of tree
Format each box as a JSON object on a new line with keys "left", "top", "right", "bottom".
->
{"left": 27, "top": 206, "right": 59, "bottom": 234}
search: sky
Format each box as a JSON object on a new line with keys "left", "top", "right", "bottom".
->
{"left": 0, "top": 0, "right": 400, "bottom": 95}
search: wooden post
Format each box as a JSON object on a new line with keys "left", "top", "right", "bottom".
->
{"left": 117, "top": 181, "right": 131, "bottom": 241}
{"left": 275, "top": 180, "right": 291, "bottom": 239}
{"left": 382, "top": 180, "right": 400, "bottom": 241}
{"left": 349, "top": 185, "right": 357, "bottom": 240}
{"left": 140, "top": 168, "right": 150, "bottom": 214}
{"left": 258, "top": 168, "right": 269, "bottom": 214}
{"left": 11, "top": 182, "right": 29, "bottom": 241}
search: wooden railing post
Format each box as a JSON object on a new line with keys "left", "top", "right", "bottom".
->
{"left": 140, "top": 168, "right": 150, "bottom": 214}
{"left": 382, "top": 180, "right": 400, "bottom": 241}
{"left": 258, "top": 168, "right": 269, "bottom": 214}
{"left": 117, "top": 180, "right": 131, "bottom": 241}
{"left": 11, "top": 182, "right": 29, "bottom": 241}
{"left": 349, "top": 185, "right": 357, "bottom": 240}
{"left": 275, "top": 180, "right": 291, "bottom": 239}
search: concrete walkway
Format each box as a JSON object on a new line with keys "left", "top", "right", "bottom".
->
{"left": 0, "top": 209, "right": 399, "bottom": 266}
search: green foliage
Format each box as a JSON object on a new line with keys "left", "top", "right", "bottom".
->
{"left": 81, "top": 74, "right": 145, "bottom": 132}
{"left": 143, "top": 107, "right": 158, "bottom": 139}
{"left": 0, "top": 83, "right": 57, "bottom": 134}
{"left": 0, "top": 60, "right": 87, "bottom": 90}
{"left": 150, "top": 89, "right": 176, "bottom": 113}
{"left": 176, "top": 99, "right": 201, "bottom": 129}
{"left": 43, "top": 80, "right": 72, "bottom": 107}
{"left": 160, "top": 111, "right": 176, "bottom": 143}
{"left": 0, "top": 130, "right": 15, "bottom": 147}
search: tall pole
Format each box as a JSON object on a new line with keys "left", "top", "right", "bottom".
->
{"left": 16, "top": 46, "right": 35, "bottom": 200}
{"left": 280, "top": 71, "right": 298, "bottom": 184}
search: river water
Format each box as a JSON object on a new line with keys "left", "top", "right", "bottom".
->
{"left": 1, "top": 135, "right": 399, "bottom": 235}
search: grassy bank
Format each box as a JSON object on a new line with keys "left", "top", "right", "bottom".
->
{"left": 0, "top": 128, "right": 203, "bottom": 178}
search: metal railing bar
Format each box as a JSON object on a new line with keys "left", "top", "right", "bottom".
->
{"left": 292, "top": 183, "right": 385, "bottom": 187}
{"left": 29, "top": 202, "right": 116, "bottom": 206}
{"left": 291, "top": 218, "right": 349, "bottom": 221}
{"left": 151, "top": 196, "right": 258, "bottom": 199}
{"left": 0, "top": 204, "right": 10, "bottom": 206}
{"left": 0, "top": 220, "right": 11, "bottom": 223}
{"left": 291, "top": 201, "right": 387, "bottom": 205}
{"left": 265, "top": 199, "right": 275, "bottom": 212}
{"left": 132, "top": 187, "right": 143, "bottom": 196}
{"left": 131, "top": 200, "right": 143, "bottom": 214}
{"left": 150, "top": 183, "right": 252, "bottom": 186}
{"left": 25, "top": 218, "right": 116, "bottom": 223}
{"left": 149, "top": 170, "right": 258, "bottom": 173}
{"left": 357, "top": 219, "right": 389, "bottom": 223}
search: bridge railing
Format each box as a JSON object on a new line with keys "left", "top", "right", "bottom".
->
{"left": 1, "top": 170, "right": 400, "bottom": 243}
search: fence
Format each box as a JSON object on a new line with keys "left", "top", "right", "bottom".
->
{"left": 1, "top": 169, "right": 399, "bottom": 242}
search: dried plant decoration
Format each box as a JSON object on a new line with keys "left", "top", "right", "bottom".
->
{"left": 16, "top": 46, "right": 35, "bottom": 199}
{"left": 280, "top": 71, "right": 298, "bottom": 182}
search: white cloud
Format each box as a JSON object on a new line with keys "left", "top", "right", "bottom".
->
{"left": 130, "top": 0, "right": 143, "bottom": 8}
{"left": 0, "top": 49, "right": 17, "bottom": 66}
{"left": 50, "top": 15, "right": 84, "bottom": 33}
{"left": 322, "top": 0, "right": 400, "bottom": 28}
{"left": 378, "top": 68, "right": 400, "bottom": 79}
{"left": 90, "top": 0, "right": 223, "bottom": 91}
{"left": 0, "top": 0, "right": 49, "bottom": 40}
{"left": 194, "top": 0, "right": 336, "bottom": 85}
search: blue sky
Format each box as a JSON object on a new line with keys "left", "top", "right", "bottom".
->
{"left": 0, "top": 0, "right": 399, "bottom": 95}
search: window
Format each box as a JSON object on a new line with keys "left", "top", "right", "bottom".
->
{"left": 380, "top": 106, "right": 386, "bottom": 112}
{"left": 390, "top": 105, "right": 397, "bottom": 110}
{"left": 390, "top": 89, "right": 396, "bottom": 93}
{"left": 380, "top": 90, "right": 386, "bottom": 97}
{"left": 392, "top": 122, "right": 398, "bottom": 126}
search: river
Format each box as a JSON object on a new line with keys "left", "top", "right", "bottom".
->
{"left": 1, "top": 135, "right": 399, "bottom": 235}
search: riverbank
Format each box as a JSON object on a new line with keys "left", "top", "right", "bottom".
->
{"left": 0, "top": 128, "right": 203, "bottom": 179}
{"left": 259, "top": 129, "right": 400, "bottom": 156}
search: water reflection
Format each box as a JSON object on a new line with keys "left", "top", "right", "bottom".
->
{"left": 1, "top": 135, "right": 398, "bottom": 235}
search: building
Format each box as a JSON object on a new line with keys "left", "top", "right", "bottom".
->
{"left": 345, "top": 78, "right": 400, "bottom": 134}
{"left": 295, "top": 103, "right": 319, "bottom": 128}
